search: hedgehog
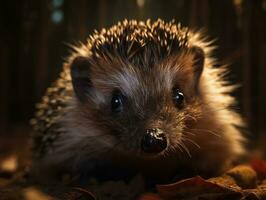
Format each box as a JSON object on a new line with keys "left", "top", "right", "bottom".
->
{"left": 30, "top": 19, "right": 245, "bottom": 182}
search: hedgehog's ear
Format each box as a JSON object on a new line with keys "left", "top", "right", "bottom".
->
{"left": 70, "top": 56, "right": 92, "bottom": 103}
{"left": 190, "top": 46, "right": 205, "bottom": 81}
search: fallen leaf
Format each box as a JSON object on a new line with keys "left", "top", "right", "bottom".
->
{"left": 212, "top": 165, "right": 257, "bottom": 189}
{"left": 251, "top": 159, "right": 266, "bottom": 180}
{"left": 138, "top": 193, "right": 162, "bottom": 200}
{"left": 157, "top": 176, "right": 242, "bottom": 200}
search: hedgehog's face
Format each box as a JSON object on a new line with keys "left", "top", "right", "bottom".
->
{"left": 70, "top": 44, "right": 205, "bottom": 158}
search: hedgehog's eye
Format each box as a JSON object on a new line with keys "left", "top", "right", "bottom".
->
{"left": 172, "top": 88, "right": 184, "bottom": 108}
{"left": 111, "top": 91, "right": 125, "bottom": 113}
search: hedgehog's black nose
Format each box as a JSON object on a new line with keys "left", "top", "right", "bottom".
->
{"left": 141, "top": 128, "right": 167, "bottom": 154}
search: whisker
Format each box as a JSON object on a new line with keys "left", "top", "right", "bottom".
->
{"left": 182, "top": 136, "right": 201, "bottom": 149}
{"left": 173, "top": 143, "right": 184, "bottom": 154}
{"left": 188, "top": 128, "right": 221, "bottom": 138}
{"left": 182, "top": 130, "right": 196, "bottom": 136}
{"left": 179, "top": 140, "right": 191, "bottom": 158}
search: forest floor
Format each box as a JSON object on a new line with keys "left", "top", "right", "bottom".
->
{"left": 1, "top": 127, "right": 266, "bottom": 200}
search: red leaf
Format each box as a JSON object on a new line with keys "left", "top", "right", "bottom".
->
{"left": 250, "top": 158, "right": 266, "bottom": 180}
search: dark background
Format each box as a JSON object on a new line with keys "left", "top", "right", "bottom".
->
{"left": 0, "top": 0, "right": 266, "bottom": 148}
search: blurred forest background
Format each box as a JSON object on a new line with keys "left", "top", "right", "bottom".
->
{"left": 0, "top": 0, "right": 266, "bottom": 147}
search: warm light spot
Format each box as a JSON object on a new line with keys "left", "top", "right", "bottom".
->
{"left": 0, "top": 155, "right": 17, "bottom": 172}
{"left": 23, "top": 187, "right": 53, "bottom": 200}
{"left": 233, "top": 0, "right": 242, "bottom": 6}
{"left": 136, "top": 0, "right": 145, "bottom": 8}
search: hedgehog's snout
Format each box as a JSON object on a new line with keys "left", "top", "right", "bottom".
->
{"left": 141, "top": 128, "right": 167, "bottom": 154}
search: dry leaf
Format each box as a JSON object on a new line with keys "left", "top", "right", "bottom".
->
{"left": 251, "top": 159, "right": 266, "bottom": 180}
{"left": 138, "top": 193, "right": 162, "bottom": 200}
{"left": 156, "top": 176, "right": 242, "bottom": 200}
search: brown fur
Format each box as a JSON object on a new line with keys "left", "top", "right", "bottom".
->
{"left": 31, "top": 19, "right": 245, "bottom": 181}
